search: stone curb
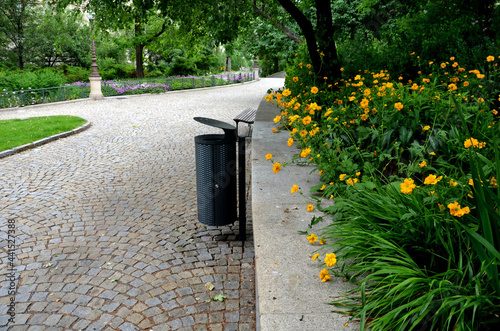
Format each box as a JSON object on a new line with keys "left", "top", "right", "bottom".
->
{"left": 252, "top": 96, "right": 357, "bottom": 330}
{"left": 0, "top": 78, "right": 261, "bottom": 112}
{"left": 0, "top": 121, "right": 92, "bottom": 159}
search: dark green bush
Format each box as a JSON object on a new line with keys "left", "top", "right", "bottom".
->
{"left": 168, "top": 56, "right": 197, "bottom": 76}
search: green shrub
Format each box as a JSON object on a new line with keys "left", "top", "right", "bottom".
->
{"left": 168, "top": 56, "right": 197, "bottom": 76}
{"left": 0, "top": 68, "right": 68, "bottom": 91}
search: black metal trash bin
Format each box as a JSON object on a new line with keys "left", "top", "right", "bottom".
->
{"left": 194, "top": 117, "right": 237, "bottom": 226}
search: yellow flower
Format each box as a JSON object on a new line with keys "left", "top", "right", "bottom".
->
{"left": 324, "top": 253, "right": 337, "bottom": 267}
{"left": 301, "top": 148, "right": 311, "bottom": 158}
{"left": 360, "top": 98, "right": 369, "bottom": 109}
{"left": 400, "top": 178, "right": 416, "bottom": 194}
{"left": 346, "top": 178, "right": 358, "bottom": 186}
{"left": 448, "top": 83, "right": 457, "bottom": 91}
{"left": 312, "top": 253, "right": 320, "bottom": 261}
{"left": 464, "top": 138, "right": 479, "bottom": 149}
{"left": 424, "top": 174, "right": 442, "bottom": 185}
{"left": 273, "top": 115, "right": 281, "bottom": 123}
{"left": 423, "top": 125, "right": 431, "bottom": 131}
{"left": 469, "top": 178, "right": 474, "bottom": 186}
{"left": 282, "top": 89, "right": 291, "bottom": 97}
{"left": 320, "top": 184, "right": 326, "bottom": 190}
{"left": 300, "top": 130, "right": 307, "bottom": 137}
{"left": 272, "top": 128, "right": 277, "bottom": 133}
{"left": 394, "top": 102, "right": 404, "bottom": 111}
{"left": 356, "top": 172, "right": 361, "bottom": 176}
{"left": 441, "top": 63, "right": 446, "bottom": 68}
{"left": 447, "top": 201, "right": 470, "bottom": 217}
{"left": 265, "top": 153, "right": 273, "bottom": 160}
{"left": 272, "top": 162, "right": 281, "bottom": 173}
{"left": 319, "top": 268, "right": 330, "bottom": 282}
{"left": 463, "top": 81, "right": 469, "bottom": 87}
{"left": 419, "top": 160, "right": 427, "bottom": 168}
{"left": 491, "top": 177, "right": 497, "bottom": 188}
{"left": 293, "top": 77, "right": 299, "bottom": 82}
{"left": 287, "top": 138, "right": 294, "bottom": 147}
{"left": 339, "top": 174, "right": 347, "bottom": 181}
{"left": 302, "top": 116, "right": 312, "bottom": 125}
{"left": 487, "top": 55, "right": 495, "bottom": 62}
{"left": 307, "top": 204, "right": 314, "bottom": 212}
{"left": 449, "top": 179, "right": 458, "bottom": 187}
{"left": 319, "top": 238, "right": 326, "bottom": 245}
{"left": 311, "top": 86, "right": 319, "bottom": 94}
{"left": 307, "top": 233, "right": 318, "bottom": 244}
{"left": 291, "top": 184, "right": 299, "bottom": 194}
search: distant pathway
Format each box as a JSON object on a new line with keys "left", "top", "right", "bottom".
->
{"left": 0, "top": 77, "right": 284, "bottom": 331}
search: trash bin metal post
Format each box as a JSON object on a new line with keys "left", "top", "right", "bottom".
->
{"left": 238, "top": 135, "right": 246, "bottom": 242}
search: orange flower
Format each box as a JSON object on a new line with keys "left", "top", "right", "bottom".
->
{"left": 300, "top": 148, "right": 311, "bottom": 158}
{"left": 307, "top": 233, "right": 318, "bottom": 244}
{"left": 400, "top": 178, "right": 416, "bottom": 194}
{"left": 394, "top": 102, "right": 404, "bottom": 111}
{"left": 272, "top": 162, "right": 281, "bottom": 174}
{"left": 424, "top": 174, "right": 442, "bottom": 185}
{"left": 306, "top": 204, "right": 314, "bottom": 212}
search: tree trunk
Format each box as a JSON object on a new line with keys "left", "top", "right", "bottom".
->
{"left": 135, "top": 17, "right": 144, "bottom": 78}
{"left": 136, "top": 43, "right": 144, "bottom": 78}
{"left": 276, "top": 0, "right": 341, "bottom": 83}
{"left": 314, "top": 0, "right": 341, "bottom": 83}
{"left": 18, "top": 45, "right": 24, "bottom": 70}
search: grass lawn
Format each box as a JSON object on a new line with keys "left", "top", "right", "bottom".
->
{"left": 0, "top": 115, "right": 88, "bottom": 152}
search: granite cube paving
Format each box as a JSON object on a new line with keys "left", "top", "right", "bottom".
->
{"left": 0, "top": 77, "right": 284, "bottom": 329}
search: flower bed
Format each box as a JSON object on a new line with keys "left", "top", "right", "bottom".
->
{"left": 267, "top": 52, "right": 500, "bottom": 330}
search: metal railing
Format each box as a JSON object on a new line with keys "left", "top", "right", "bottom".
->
{"left": 1, "top": 72, "right": 255, "bottom": 110}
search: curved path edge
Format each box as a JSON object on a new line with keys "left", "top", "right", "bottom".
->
{"left": 251, "top": 97, "right": 358, "bottom": 330}
{"left": 0, "top": 122, "right": 92, "bottom": 159}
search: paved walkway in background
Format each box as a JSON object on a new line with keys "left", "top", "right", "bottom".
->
{"left": 0, "top": 77, "right": 284, "bottom": 331}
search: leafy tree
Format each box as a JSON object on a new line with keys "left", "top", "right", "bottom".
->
{"left": 56, "top": 0, "right": 190, "bottom": 78}
{"left": 0, "top": 0, "right": 37, "bottom": 69}
{"left": 25, "top": 6, "right": 91, "bottom": 67}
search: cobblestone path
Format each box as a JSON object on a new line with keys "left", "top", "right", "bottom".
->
{"left": 0, "top": 78, "right": 284, "bottom": 331}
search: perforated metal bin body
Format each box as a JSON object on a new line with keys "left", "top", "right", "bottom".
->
{"left": 194, "top": 118, "right": 237, "bottom": 226}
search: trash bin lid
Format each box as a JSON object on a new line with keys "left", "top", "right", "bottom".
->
{"left": 194, "top": 117, "right": 236, "bottom": 131}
